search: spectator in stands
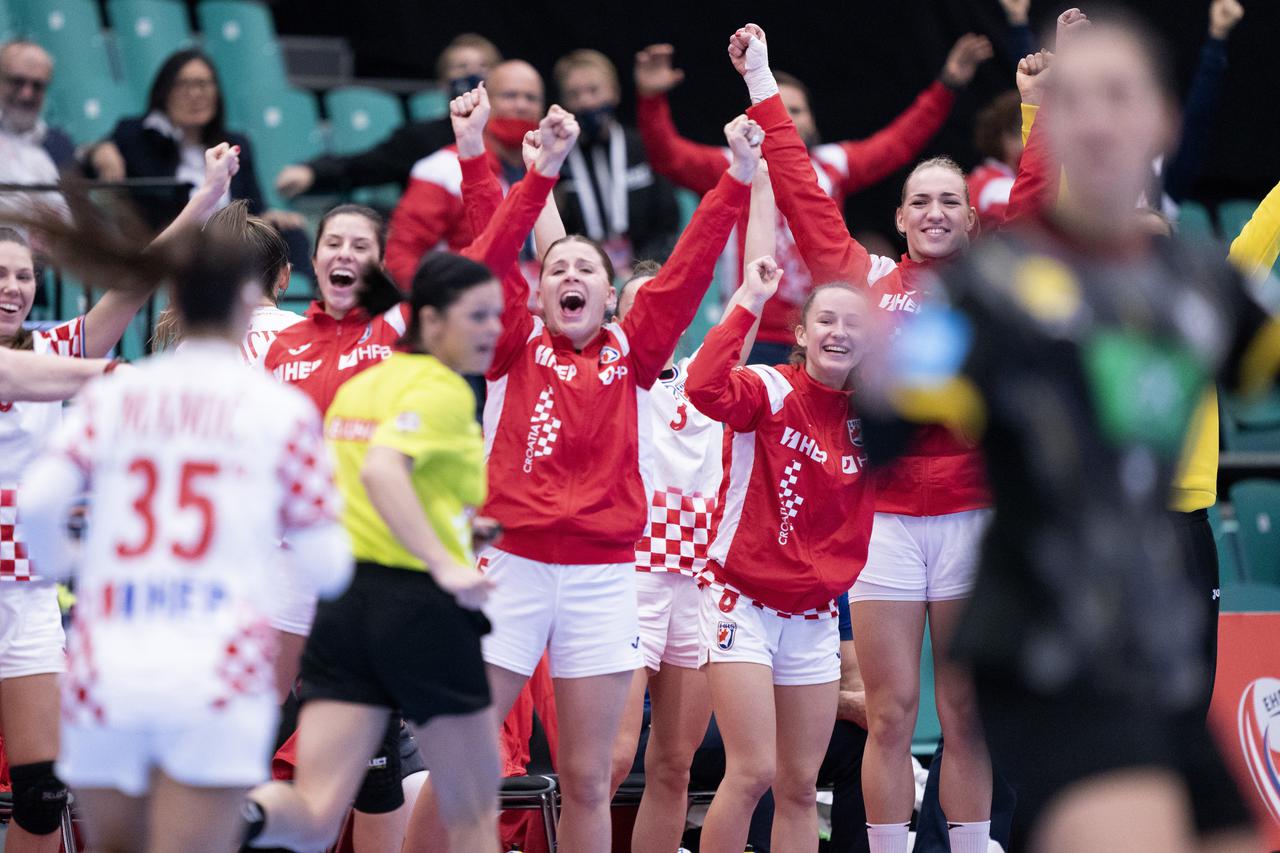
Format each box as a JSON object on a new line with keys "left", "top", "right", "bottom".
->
{"left": 967, "top": 91, "right": 1022, "bottom": 231}
{"left": 553, "top": 49, "right": 679, "bottom": 276}
{"left": 274, "top": 34, "right": 503, "bottom": 200}
{"left": 0, "top": 41, "right": 74, "bottom": 225}
{"left": 84, "top": 48, "right": 309, "bottom": 269}
{"left": 385, "top": 60, "right": 543, "bottom": 286}
{"left": 633, "top": 34, "right": 992, "bottom": 364}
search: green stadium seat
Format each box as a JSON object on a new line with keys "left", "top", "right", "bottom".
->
{"left": 1221, "top": 389, "right": 1280, "bottom": 451}
{"left": 1218, "top": 199, "right": 1260, "bottom": 245}
{"left": 1208, "top": 502, "right": 1244, "bottom": 582}
{"left": 6, "top": 0, "right": 43, "bottom": 31}
{"left": 107, "top": 0, "right": 194, "bottom": 111}
{"left": 25, "top": 0, "right": 116, "bottom": 120}
{"left": 196, "top": 0, "right": 288, "bottom": 128}
{"left": 1174, "top": 200, "right": 1215, "bottom": 241}
{"left": 1220, "top": 578, "right": 1280, "bottom": 612}
{"left": 239, "top": 87, "right": 323, "bottom": 210}
{"left": 407, "top": 88, "right": 448, "bottom": 122}
{"left": 0, "top": 1, "right": 18, "bottom": 42}
{"left": 1229, "top": 479, "right": 1280, "bottom": 585}
{"left": 49, "top": 81, "right": 131, "bottom": 146}
{"left": 324, "top": 86, "right": 403, "bottom": 154}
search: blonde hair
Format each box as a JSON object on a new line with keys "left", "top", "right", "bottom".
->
{"left": 789, "top": 283, "right": 864, "bottom": 366}
{"left": 436, "top": 34, "right": 502, "bottom": 80}
{"left": 900, "top": 155, "right": 970, "bottom": 205}
{"left": 553, "top": 49, "right": 619, "bottom": 98}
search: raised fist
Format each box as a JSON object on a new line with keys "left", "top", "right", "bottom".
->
{"left": 743, "top": 254, "right": 783, "bottom": 310}
{"left": 727, "top": 24, "right": 767, "bottom": 77}
{"left": 1016, "top": 49, "right": 1054, "bottom": 106}
{"left": 1056, "top": 8, "right": 1091, "bottom": 50}
{"left": 534, "top": 105, "right": 581, "bottom": 177}
{"left": 634, "top": 44, "right": 686, "bottom": 97}
{"left": 450, "top": 83, "right": 491, "bottom": 158}
{"left": 724, "top": 114, "right": 763, "bottom": 184}
{"left": 1209, "top": 0, "right": 1244, "bottom": 40}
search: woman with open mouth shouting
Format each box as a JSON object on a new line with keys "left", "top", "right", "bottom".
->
{"left": 447, "top": 79, "right": 761, "bottom": 852}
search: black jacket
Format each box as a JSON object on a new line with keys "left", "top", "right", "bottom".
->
{"left": 103, "top": 116, "right": 265, "bottom": 232}
{"left": 306, "top": 117, "right": 454, "bottom": 194}
{"left": 554, "top": 123, "right": 680, "bottom": 264}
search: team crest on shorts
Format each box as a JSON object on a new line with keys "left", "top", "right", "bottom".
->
{"left": 716, "top": 621, "right": 737, "bottom": 651}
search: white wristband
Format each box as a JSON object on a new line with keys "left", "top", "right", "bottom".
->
{"left": 743, "top": 37, "right": 778, "bottom": 104}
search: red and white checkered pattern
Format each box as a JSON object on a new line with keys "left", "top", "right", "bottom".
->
{"left": 695, "top": 567, "right": 837, "bottom": 621}
{"left": 210, "top": 619, "right": 277, "bottom": 710}
{"left": 778, "top": 459, "right": 805, "bottom": 522}
{"left": 278, "top": 416, "right": 339, "bottom": 533}
{"left": 0, "top": 488, "right": 32, "bottom": 581}
{"left": 528, "top": 386, "right": 561, "bottom": 460}
{"left": 634, "top": 487, "right": 716, "bottom": 576}
{"left": 32, "top": 316, "right": 86, "bottom": 359}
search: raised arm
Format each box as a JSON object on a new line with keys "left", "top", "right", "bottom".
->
{"left": 1002, "top": 51, "right": 1058, "bottom": 225}
{"left": 80, "top": 143, "right": 239, "bottom": 358}
{"left": 835, "top": 34, "right": 992, "bottom": 196}
{"left": 1164, "top": 0, "right": 1241, "bottom": 202}
{"left": 728, "top": 162, "right": 777, "bottom": 361}
{"left": 733, "top": 25, "right": 872, "bottom": 286}
{"left": 635, "top": 44, "right": 733, "bottom": 196}
{"left": 0, "top": 349, "right": 116, "bottom": 401}
{"left": 685, "top": 259, "right": 781, "bottom": 432}
{"left": 622, "top": 115, "right": 758, "bottom": 386}
{"left": 522, "top": 129, "right": 568, "bottom": 260}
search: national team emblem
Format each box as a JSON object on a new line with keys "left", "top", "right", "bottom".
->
{"left": 357, "top": 323, "right": 373, "bottom": 345}
{"left": 1237, "top": 676, "right": 1280, "bottom": 823}
{"left": 847, "top": 418, "right": 864, "bottom": 447}
{"left": 599, "top": 346, "right": 621, "bottom": 365}
{"left": 716, "top": 621, "right": 737, "bottom": 651}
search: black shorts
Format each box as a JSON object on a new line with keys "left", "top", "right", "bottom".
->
{"left": 299, "top": 562, "right": 492, "bottom": 726}
{"left": 975, "top": 671, "right": 1252, "bottom": 850}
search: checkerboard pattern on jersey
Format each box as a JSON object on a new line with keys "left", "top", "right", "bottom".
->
{"left": 777, "top": 460, "right": 805, "bottom": 520}
{"left": 278, "top": 419, "right": 339, "bottom": 531}
{"left": 1, "top": 487, "right": 32, "bottom": 581}
{"left": 530, "top": 387, "right": 562, "bottom": 458}
{"left": 635, "top": 487, "right": 716, "bottom": 575}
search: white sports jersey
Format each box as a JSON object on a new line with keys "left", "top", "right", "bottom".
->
{"left": 1, "top": 317, "right": 85, "bottom": 581}
{"left": 634, "top": 354, "right": 723, "bottom": 576}
{"left": 240, "top": 305, "right": 304, "bottom": 367}
{"left": 44, "top": 339, "right": 340, "bottom": 723}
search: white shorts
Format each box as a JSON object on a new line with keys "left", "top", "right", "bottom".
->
{"left": 269, "top": 556, "right": 317, "bottom": 637}
{"left": 0, "top": 582, "right": 66, "bottom": 679}
{"left": 635, "top": 571, "right": 702, "bottom": 671}
{"left": 58, "top": 696, "right": 278, "bottom": 796}
{"left": 479, "top": 549, "right": 642, "bottom": 680}
{"left": 851, "top": 509, "right": 992, "bottom": 603}
{"left": 698, "top": 586, "right": 840, "bottom": 686}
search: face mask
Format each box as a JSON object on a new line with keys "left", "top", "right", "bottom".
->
{"left": 448, "top": 74, "right": 485, "bottom": 99}
{"left": 487, "top": 117, "right": 539, "bottom": 150}
{"left": 576, "top": 105, "right": 615, "bottom": 141}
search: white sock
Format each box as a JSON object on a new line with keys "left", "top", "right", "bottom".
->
{"left": 948, "top": 820, "right": 992, "bottom": 853}
{"left": 866, "top": 821, "right": 910, "bottom": 853}
{"left": 743, "top": 37, "right": 779, "bottom": 104}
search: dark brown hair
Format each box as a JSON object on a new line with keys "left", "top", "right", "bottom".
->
{"left": 436, "top": 33, "right": 503, "bottom": 80}
{"left": 974, "top": 90, "right": 1022, "bottom": 163}
{"left": 148, "top": 49, "right": 226, "bottom": 146}
{"left": 315, "top": 204, "right": 386, "bottom": 259}
{"left": 543, "top": 234, "right": 616, "bottom": 284}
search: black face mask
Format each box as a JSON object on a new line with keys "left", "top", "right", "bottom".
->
{"left": 577, "top": 105, "right": 615, "bottom": 141}
{"left": 448, "top": 74, "right": 485, "bottom": 99}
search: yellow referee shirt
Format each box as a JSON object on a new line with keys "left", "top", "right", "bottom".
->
{"left": 325, "top": 353, "right": 485, "bottom": 570}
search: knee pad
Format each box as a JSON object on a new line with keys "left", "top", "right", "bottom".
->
{"left": 353, "top": 721, "right": 405, "bottom": 815}
{"left": 9, "top": 761, "right": 68, "bottom": 836}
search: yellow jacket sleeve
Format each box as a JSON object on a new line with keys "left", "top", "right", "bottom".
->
{"left": 1227, "top": 181, "right": 1280, "bottom": 278}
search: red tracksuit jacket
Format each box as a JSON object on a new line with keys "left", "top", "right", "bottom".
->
{"left": 264, "top": 164, "right": 557, "bottom": 415}
{"left": 747, "top": 92, "right": 991, "bottom": 517}
{"left": 638, "top": 82, "right": 954, "bottom": 346}
{"left": 470, "top": 160, "right": 751, "bottom": 565}
{"left": 687, "top": 305, "right": 877, "bottom": 615}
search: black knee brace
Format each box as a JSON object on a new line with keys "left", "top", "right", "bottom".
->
{"left": 9, "top": 761, "right": 68, "bottom": 835}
